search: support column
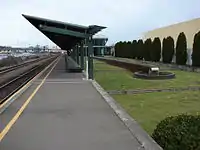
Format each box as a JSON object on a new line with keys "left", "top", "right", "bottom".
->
{"left": 84, "top": 39, "right": 88, "bottom": 70}
{"left": 80, "top": 42, "right": 84, "bottom": 70}
{"left": 101, "top": 47, "right": 105, "bottom": 56}
{"left": 76, "top": 45, "right": 80, "bottom": 65}
{"left": 87, "top": 36, "right": 94, "bottom": 79}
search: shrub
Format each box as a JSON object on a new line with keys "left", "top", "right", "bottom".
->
{"left": 144, "top": 38, "right": 152, "bottom": 61}
{"left": 162, "top": 38, "right": 167, "bottom": 63}
{"left": 152, "top": 37, "right": 161, "bottom": 62}
{"left": 131, "top": 40, "right": 137, "bottom": 59}
{"left": 192, "top": 31, "right": 200, "bottom": 67}
{"left": 114, "top": 42, "right": 119, "bottom": 57}
{"left": 152, "top": 114, "right": 200, "bottom": 150}
{"left": 115, "top": 41, "right": 123, "bottom": 57}
{"left": 176, "top": 32, "right": 187, "bottom": 65}
{"left": 126, "top": 41, "right": 132, "bottom": 58}
{"left": 121, "top": 41, "right": 127, "bottom": 58}
{"left": 137, "top": 39, "right": 144, "bottom": 60}
{"left": 120, "top": 41, "right": 126, "bottom": 58}
{"left": 162, "top": 36, "right": 175, "bottom": 63}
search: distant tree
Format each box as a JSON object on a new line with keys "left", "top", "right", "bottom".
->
{"left": 114, "top": 42, "right": 118, "bottom": 57}
{"left": 131, "top": 40, "right": 137, "bottom": 59}
{"left": 176, "top": 32, "right": 187, "bottom": 65}
{"left": 152, "top": 37, "right": 161, "bottom": 62}
{"left": 121, "top": 41, "right": 127, "bottom": 58}
{"left": 192, "top": 31, "right": 200, "bottom": 66}
{"left": 162, "top": 36, "right": 175, "bottom": 63}
{"left": 144, "top": 38, "right": 152, "bottom": 61}
{"left": 126, "top": 41, "right": 132, "bottom": 58}
{"left": 162, "top": 38, "right": 167, "bottom": 62}
{"left": 168, "top": 37, "right": 175, "bottom": 63}
{"left": 150, "top": 38, "right": 155, "bottom": 61}
{"left": 115, "top": 41, "right": 122, "bottom": 57}
{"left": 119, "top": 41, "right": 124, "bottom": 57}
{"left": 137, "top": 39, "right": 144, "bottom": 60}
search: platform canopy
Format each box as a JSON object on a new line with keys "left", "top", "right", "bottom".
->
{"left": 22, "top": 14, "right": 106, "bottom": 51}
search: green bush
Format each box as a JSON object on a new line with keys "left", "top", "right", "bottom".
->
{"left": 176, "top": 32, "right": 187, "bottom": 65}
{"left": 192, "top": 31, "right": 200, "bottom": 67}
{"left": 137, "top": 39, "right": 144, "bottom": 60}
{"left": 162, "top": 36, "right": 175, "bottom": 63}
{"left": 114, "top": 42, "right": 120, "bottom": 57}
{"left": 121, "top": 41, "right": 127, "bottom": 58}
{"left": 144, "top": 38, "right": 152, "bottom": 61}
{"left": 115, "top": 41, "right": 124, "bottom": 57}
{"left": 162, "top": 38, "right": 167, "bottom": 63}
{"left": 131, "top": 40, "right": 137, "bottom": 59}
{"left": 152, "top": 114, "right": 200, "bottom": 150}
{"left": 126, "top": 41, "right": 132, "bottom": 58}
{"left": 152, "top": 37, "right": 161, "bottom": 62}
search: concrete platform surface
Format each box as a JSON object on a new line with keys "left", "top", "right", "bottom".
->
{"left": 0, "top": 56, "right": 143, "bottom": 150}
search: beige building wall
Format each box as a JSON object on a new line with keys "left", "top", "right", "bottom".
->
{"left": 143, "top": 18, "right": 200, "bottom": 50}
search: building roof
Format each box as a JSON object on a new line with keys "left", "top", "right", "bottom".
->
{"left": 22, "top": 14, "right": 106, "bottom": 51}
{"left": 145, "top": 17, "right": 200, "bottom": 33}
{"left": 143, "top": 17, "right": 200, "bottom": 49}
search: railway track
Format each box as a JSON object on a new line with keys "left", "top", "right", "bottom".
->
{"left": 0, "top": 56, "right": 50, "bottom": 75}
{"left": 0, "top": 55, "right": 59, "bottom": 105}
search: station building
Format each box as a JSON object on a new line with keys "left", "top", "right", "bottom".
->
{"left": 82, "top": 35, "right": 112, "bottom": 56}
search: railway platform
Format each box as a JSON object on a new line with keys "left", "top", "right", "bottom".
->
{"left": 0, "top": 56, "right": 148, "bottom": 150}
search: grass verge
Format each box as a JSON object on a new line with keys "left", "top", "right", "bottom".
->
{"left": 94, "top": 59, "right": 200, "bottom": 134}
{"left": 113, "top": 92, "right": 200, "bottom": 134}
{"left": 94, "top": 60, "right": 200, "bottom": 91}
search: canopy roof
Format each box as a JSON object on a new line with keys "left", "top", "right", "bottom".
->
{"left": 22, "top": 14, "right": 106, "bottom": 50}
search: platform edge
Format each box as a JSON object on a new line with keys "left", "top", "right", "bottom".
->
{"left": 91, "top": 80, "right": 163, "bottom": 150}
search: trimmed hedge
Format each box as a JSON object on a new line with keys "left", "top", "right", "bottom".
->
{"left": 114, "top": 41, "right": 121, "bottom": 57}
{"left": 176, "top": 32, "right": 187, "bottom": 65}
{"left": 126, "top": 41, "right": 132, "bottom": 58}
{"left": 144, "top": 38, "right": 152, "bottom": 61}
{"left": 152, "top": 114, "right": 200, "bottom": 150}
{"left": 131, "top": 40, "right": 137, "bottom": 59}
{"left": 152, "top": 37, "right": 161, "bottom": 62}
{"left": 137, "top": 39, "right": 144, "bottom": 60}
{"left": 162, "top": 36, "right": 174, "bottom": 63}
{"left": 192, "top": 31, "right": 200, "bottom": 67}
{"left": 114, "top": 31, "right": 200, "bottom": 68}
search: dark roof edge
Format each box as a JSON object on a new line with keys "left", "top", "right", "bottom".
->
{"left": 22, "top": 14, "right": 89, "bottom": 30}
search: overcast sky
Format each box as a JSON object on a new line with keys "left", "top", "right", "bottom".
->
{"left": 0, "top": 0, "right": 200, "bottom": 47}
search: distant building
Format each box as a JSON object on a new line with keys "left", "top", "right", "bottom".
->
{"left": 143, "top": 18, "right": 200, "bottom": 65}
{"left": 81, "top": 35, "right": 112, "bottom": 56}
{"left": 92, "top": 36, "right": 108, "bottom": 56}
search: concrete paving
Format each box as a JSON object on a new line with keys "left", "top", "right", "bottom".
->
{"left": 0, "top": 56, "right": 143, "bottom": 150}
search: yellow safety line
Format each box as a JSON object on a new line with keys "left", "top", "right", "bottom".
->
{"left": 0, "top": 56, "right": 60, "bottom": 142}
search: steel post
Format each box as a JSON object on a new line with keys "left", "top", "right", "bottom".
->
{"left": 76, "top": 45, "right": 80, "bottom": 65}
{"left": 80, "top": 42, "right": 84, "bottom": 69}
{"left": 87, "top": 36, "right": 94, "bottom": 79}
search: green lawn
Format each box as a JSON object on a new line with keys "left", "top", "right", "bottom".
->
{"left": 94, "top": 59, "right": 200, "bottom": 134}
{"left": 94, "top": 60, "right": 125, "bottom": 71}
{"left": 113, "top": 91, "right": 200, "bottom": 134}
{"left": 94, "top": 60, "right": 200, "bottom": 90}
